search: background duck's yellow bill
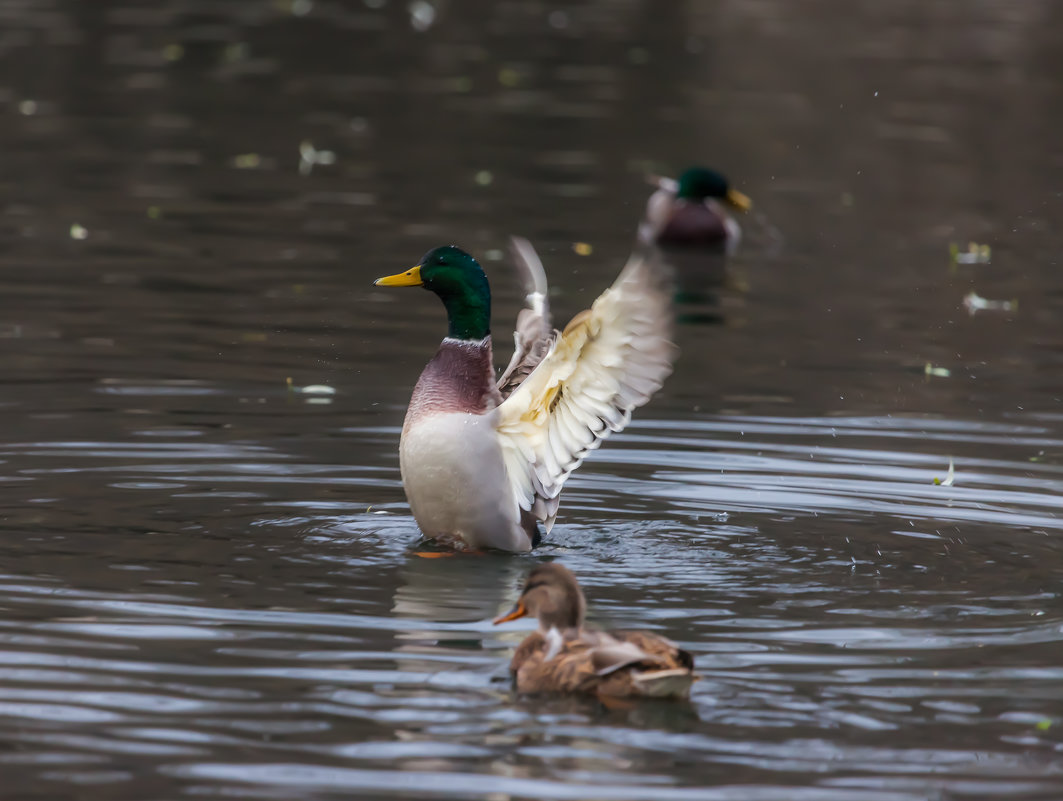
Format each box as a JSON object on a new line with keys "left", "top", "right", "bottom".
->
{"left": 492, "top": 601, "right": 527, "bottom": 625}
{"left": 374, "top": 265, "right": 423, "bottom": 287}
{"left": 726, "top": 188, "right": 753, "bottom": 212}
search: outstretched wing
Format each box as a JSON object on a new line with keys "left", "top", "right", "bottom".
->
{"left": 497, "top": 237, "right": 554, "bottom": 399}
{"left": 495, "top": 244, "right": 675, "bottom": 532}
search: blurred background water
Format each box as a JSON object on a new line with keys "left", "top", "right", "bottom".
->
{"left": 1, "top": 1, "right": 1062, "bottom": 799}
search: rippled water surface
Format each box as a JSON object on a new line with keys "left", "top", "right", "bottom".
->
{"left": 2, "top": 1, "right": 1063, "bottom": 799}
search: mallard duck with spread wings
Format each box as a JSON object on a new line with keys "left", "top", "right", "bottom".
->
{"left": 374, "top": 238, "right": 674, "bottom": 552}
{"left": 494, "top": 563, "right": 697, "bottom": 698}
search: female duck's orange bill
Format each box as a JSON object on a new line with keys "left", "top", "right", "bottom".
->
{"left": 492, "top": 601, "right": 528, "bottom": 625}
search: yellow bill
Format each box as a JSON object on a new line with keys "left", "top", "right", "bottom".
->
{"left": 374, "top": 264, "right": 423, "bottom": 287}
{"left": 492, "top": 601, "right": 528, "bottom": 625}
{"left": 726, "top": 188, "right": 753, "bottom": 212}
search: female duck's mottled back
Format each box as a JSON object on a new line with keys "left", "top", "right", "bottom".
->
{"left": 494, "top": 563, "right": 698, "bottom": 698}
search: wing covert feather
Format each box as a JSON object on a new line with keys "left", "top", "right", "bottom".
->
{"left": 496, "top": 245, "right": 675, "bottom": 532}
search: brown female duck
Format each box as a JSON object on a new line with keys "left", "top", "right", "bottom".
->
{"left": 493, "top": 563, "right": 697, "bottom": 699}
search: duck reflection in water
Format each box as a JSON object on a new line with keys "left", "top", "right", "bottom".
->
{"left": 389, "top": 550, "right": 527, "bottom": 681}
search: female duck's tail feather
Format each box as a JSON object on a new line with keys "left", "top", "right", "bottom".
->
{"left": 631, "top": 668, "right": 697, "bottom": 699}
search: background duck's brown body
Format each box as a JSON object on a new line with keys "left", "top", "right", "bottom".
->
{"left": 508, "top": 627, "right": 696, "bottom": 699}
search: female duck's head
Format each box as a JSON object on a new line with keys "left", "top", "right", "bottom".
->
{"left": 493, "top": 562, "right": 586, "bottom": 631}
{"left": 375, "top": 245, "right": 491, "bottom": 341}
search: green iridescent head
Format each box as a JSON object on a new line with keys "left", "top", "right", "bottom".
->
{"left": 676, "top": 167, "right": 752, "bottom": 211}
{"left": 375, "top": 245, "right": 491, "bottom": 341}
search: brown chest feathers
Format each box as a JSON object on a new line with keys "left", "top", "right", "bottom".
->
{"left": 404, "top": 337, "right": 501, "bottom": 425}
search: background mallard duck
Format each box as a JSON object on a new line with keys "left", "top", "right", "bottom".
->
{"left": 640, "top": 166, "right": 752, "bottom": 254}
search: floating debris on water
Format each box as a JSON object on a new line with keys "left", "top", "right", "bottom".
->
{"left": 950, "top": 241, "right": 992, "bottom": 267}
{"left": 299, "top": 384, "right": 336, "bottom": 395}
{"left": 409, "top": 0, "right": 436, "bottom": 32}
{"left": 963, "top": 291, "right": 1017, "bottom": 315}
{"left": 69, "top": 223, "right": 88, "bottom": 240}
{"left": 933, "top": 457, "right": 955, "bottom": 486}
{"left": 286, "top": 378, "right": 336, "bottom": 403}
{"left": 18, "top": 99, "right": 37, "bottom": 115}
{"left": 163, "top": 43, "right": 184, "bottom": 62}
{"left": 498, "top": 67, "right": 521, "bottom": 88}
{"left": 924, "top": 363, "right": 951, "bottom": 378}
{"left": 572, "top": 242, "right": 593, "bottom": 256}
{"left": 474, "top": 170, "right": 493, "bottom": 186}
{"left": 147, "top": 206, "right": 162, "bottom": 220}
{"left": 299, "top": 141, "right": 336, "bottom": 175}
{"left": 233, "top": 153, "right": 263, "bottom": 169}
{"left": 223, "top": 42, "right": 250, "bottom": 64}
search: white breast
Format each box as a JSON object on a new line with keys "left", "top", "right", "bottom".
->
{"left": 399, "top": 411, "right": 530, "bottom": 551}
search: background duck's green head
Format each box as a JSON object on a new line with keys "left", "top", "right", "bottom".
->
{"left": 375, "top": 245, "right": 491, "bottom": 341}
{"left": 676, "top": 166, "right": 753, "bottom": 212}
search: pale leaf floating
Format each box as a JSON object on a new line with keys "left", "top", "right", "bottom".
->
{"left": 924, "top": 362, "right": 951, "bottom": 378}
{"left": 409, "top": 0, "right": 436, "bottom": 32}
{"left": 933, "top": 457, "right": 955, "bottom": 487}
{"left": 949, "top": 241, "right": 992, "bottom": 268}
{"left": 299, "top": 140, "right": 336, "bottom": 175}
{"left": 963, "top": 291, "right": 1017, "bottom": 315}
{"left": 299, "top": 384, "right": 336, "bottom": 395}
{"left": 233, "top": 153, "right": 262, "bottom": 169}
{"left": 285, "top": 378, "right": 337, "bottom": 404}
